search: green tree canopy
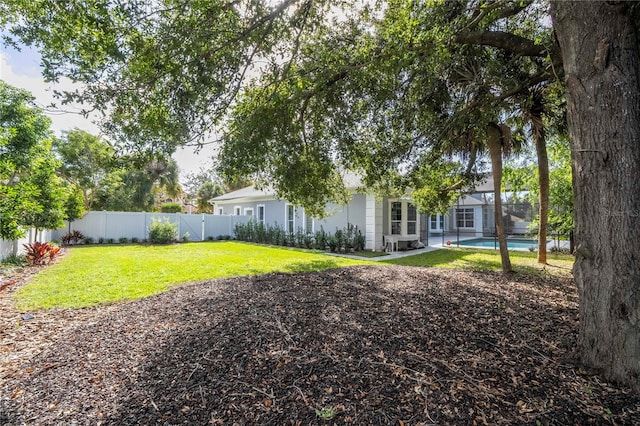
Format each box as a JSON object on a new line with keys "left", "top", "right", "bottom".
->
{"left": 92, "top": 155, "right": 182, "bottom": 212}
{"left": 1, "top": 1, "right": 559, "bottom": 214}
{"left": 182, "top": 166, "right": 218, "bottom": 206}
{"left": 63, "top": 183, "right": 86, "bottom": 223}
{"left": 53, "top": 128, "right": 115, "bottom": 210}
{"left": 0, "top": 80, "right": 59, "bottom": 240}
{"left": 197, "top": 181, "right": 225, "bottom": 214}
{"left": 2, "top": 0, "right": 336, "bottom": 154}
{"left": 23, "top": 149, "right": 67, "bottom": 234}
{"left": 504, "top": 135, "right": 573, "bottom": 236}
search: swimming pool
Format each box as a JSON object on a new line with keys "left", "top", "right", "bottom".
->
{"left": 457, "top": 238, "right": 544, "bottom": 250}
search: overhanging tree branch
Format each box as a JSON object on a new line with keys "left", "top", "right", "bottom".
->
{"left": 454, "top": 30, "right": 556, "bottom": 58}
{"left": 464, "top": 0, "right": 533, "bottom": 30}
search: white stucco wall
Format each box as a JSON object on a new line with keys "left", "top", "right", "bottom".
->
{"left": 315, "top": 193, "right": 367, "bottom": 234}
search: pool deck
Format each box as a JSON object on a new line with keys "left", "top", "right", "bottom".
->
{"left": 328, "top": 234, "right": 570, "bottom": 262}
{"left": 426, "top": 234, "right": 570, "bottom": 251}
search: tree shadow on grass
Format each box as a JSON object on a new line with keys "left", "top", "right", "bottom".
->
{"left": 282, "top": 259, "right": 365, "bottom": 273}
{"left": 384, "top": 248, "right": 573, "bottom": 278}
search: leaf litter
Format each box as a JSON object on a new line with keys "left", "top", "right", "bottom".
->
{"left": 1, "top": 265, "right": 639, "bottom": 425}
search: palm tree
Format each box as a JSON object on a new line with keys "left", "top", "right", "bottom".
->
{"left": 521, "top": 88, "right": 550, "bottom": 264}
{"left": 486, "top": 122, "right": 514, "bottom": 273}
{"left": 147, "top": 158, "right": 182, "bottom": 199}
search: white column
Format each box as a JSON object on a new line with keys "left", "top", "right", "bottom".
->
{"left": 365, "top": 195, "right": 384, "bottom": 251}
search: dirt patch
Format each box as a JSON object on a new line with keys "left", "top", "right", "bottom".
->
{"left": 1, "top": 265, "right": 639, "bottom": 425}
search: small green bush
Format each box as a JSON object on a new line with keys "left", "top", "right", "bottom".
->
{"left": 83, "top": 237, "right": 94, "bottom": 245}
{"left": 327, "top": 235, "right": 339, "bottom": 252}
{"left": 148, "top": 218, "right": 178, "bottom": 244}
{"left": 131, "top": 237, "right": 139, "bottom": 244}
{"left": 2, "top": 254, "right": 26, "bottom": 267}
{"left": 314, "top": 227, "right": 328, "bottom": 250}
{"left": 98, "top": 237, "right": 105, "bottom": 244}
{"left": 160, "top": 202, "right": 182, "bottom": 213}
{"left": 107, "top": 238, "right": 115, "bottom": 244}
{"left": 119, "top": 237, "right": 129, "bottom": 244}
{"left": 182, "top": 232, "right": 190, "bottom": 242}
{"left": 551, "top": 246, "right": 571, "bottom": 255}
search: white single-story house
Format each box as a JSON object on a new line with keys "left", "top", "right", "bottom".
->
{"left": 211, "top": 174, "right": 531, "bottom": 251}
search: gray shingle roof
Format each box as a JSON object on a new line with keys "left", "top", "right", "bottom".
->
{"left": 211, "top": 185, "right": 273, "bottom": 201}
{"left": 211, "top": 171, "right": 364, "bottom": 202}
{"left": 212, "top": 172, "right": 505, "bottom": 203}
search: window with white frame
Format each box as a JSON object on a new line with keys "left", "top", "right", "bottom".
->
{"left": 430, "top": 214, "right": 444, "bottom": 230}
{"left": 244, "top": 207, "right": 254, "bottom": 217}
{"left": 456, "top": 208, "right": 474, "bottom": 228}
{"left": 285, "top": 204, "right": 295, "bottom": 233}
{"left": 389, "top": 201, "right": 421, "bottom": 235}
{"left": 391, "top": 202, "right": 402, "bottom": 235}
{"left": 257, "top": 205, "right": 265, "bottom": 224}
{"left": 407, "top": 203, "right": 417, "bottom": 234}
{"left": 234, "top": 206, "right": 241, "bottom": 216}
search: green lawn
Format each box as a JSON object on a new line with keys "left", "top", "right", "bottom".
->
{"left": 15, "top": 242, "right": 371, "bottom": 310}
{"left": 383, "top": 247, "right": 574, "bottom": 276}
{"left": 15, "top": 243, "right": 574, "bottom": 311}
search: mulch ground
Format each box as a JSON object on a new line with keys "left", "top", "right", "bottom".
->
{"left": 1, "top": 264, "right": 639, "bottom": 425}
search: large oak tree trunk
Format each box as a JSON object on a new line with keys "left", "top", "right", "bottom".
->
{"left": 487, "top": 123, "right": 512, "bottom": 273}
{"left": 551, "top": 1, "right": 640, "bottom": 390}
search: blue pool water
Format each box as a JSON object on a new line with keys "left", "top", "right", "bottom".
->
{"left": 458, "top": 238, "right": 543, "bottom": 250}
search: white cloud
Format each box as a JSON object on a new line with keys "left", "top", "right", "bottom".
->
{"left": 0, "top": 46, "right": 100, "bottom": 137}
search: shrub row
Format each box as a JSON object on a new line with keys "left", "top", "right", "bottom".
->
{"left": 234, "top": 220, "right": 365, "bottom": 253}
{"left": 63, "top": 234, "right": 233, "bottom": 245}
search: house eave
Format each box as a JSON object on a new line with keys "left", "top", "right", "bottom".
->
{"left": 212, "top": 195, "right": 276, "bottom": 205}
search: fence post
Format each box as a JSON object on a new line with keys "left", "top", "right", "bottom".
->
{"left": 144, "top": 213, "right": 148, "bottom": 240}
{"left": 456, "top": 198, "right": 460, "bottom": 247}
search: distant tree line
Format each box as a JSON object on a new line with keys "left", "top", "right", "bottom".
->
{"left": 0, "top": 80, "right": 231, "bottom": 242}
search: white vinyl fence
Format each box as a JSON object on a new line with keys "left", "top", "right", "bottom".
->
{"left": 0, "top": 229, "right": 53, "bottom": 261}
{"left": 0, "top": 212, "right": 251, "bottom": 261}
{"left": 49, "top": 211, "right": 251, "bottom": 243}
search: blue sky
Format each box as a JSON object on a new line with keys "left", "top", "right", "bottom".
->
{"left": 0, "top": 43, "right": 212, "bottom": 179}
{"left": 4, "top": 43, "right": 41, "bottom": 78}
